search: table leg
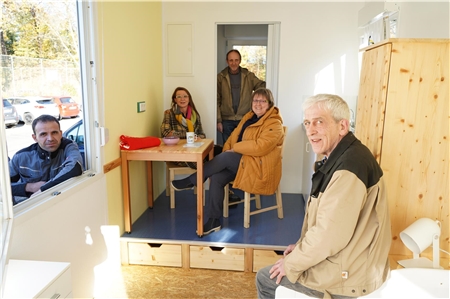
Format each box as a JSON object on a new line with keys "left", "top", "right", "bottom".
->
{"left": 121, "top": 151, "right": 132, "bottom": 233}
{"left": 195, "top": 144, "right": 214, "bottom": 236}
{"left": 146, "top": 161, "right": 153, "bottom": 208}
{"left": 196, "top": 154, "right": 204, "bottom": 237}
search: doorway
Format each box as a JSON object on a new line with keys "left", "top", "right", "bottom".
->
{"left": 216, "top": 23, "right": 280, "bottom": 145}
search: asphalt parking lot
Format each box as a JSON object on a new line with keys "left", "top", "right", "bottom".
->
{"left": 5, "top": 117, "right": 81, "bottom": 158}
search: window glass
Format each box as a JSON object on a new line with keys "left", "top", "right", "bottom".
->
{"left": 2, "top": 0, "right": 86, "bottom": 172}
{"left": 1, "top": 0, "right": 100, "bottom": 206}
{"left": 233, "top": 45, "right": 267, "bottom": 81}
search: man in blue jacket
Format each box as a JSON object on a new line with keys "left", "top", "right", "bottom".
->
{"left": 9, "top": 114, "right": 84, "bottom": 204}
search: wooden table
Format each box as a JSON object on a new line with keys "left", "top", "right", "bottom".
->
{"left": 121, "top": 138, "right": 214, "bottom": 236}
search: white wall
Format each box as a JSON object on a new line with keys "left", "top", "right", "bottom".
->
{"left": 397, "top": 2, "right": 449, "bottom": 38}
{"left": 162, "top": 2, "right": 364, "bottom": 194}
{"left": 6, "top": 176, "right": 109, "bottom": 298}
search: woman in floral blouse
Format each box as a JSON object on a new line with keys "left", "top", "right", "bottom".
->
{"left": 160, "top": 87, "right": 206, "bottom": 139}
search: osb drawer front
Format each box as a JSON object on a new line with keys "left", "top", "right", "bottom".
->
{"left": 128, "top": 243, "right": 182, "bottom": 267}
{"left": 253, "top": 249, "right": 283, "bottom": 272}
{"left": 190, "top": 246, "right": 245, "bottom": 271}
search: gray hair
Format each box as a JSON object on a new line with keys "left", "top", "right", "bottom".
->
{"left": 302, "top": 94, "right": 350, "bottom": 122}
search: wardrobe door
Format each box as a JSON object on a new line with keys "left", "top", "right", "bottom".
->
{"left": 355, "top": 43, "right": 392, "bottom": 163}
{"left": 381, "top": 41, "right": 449, "bottom": 256}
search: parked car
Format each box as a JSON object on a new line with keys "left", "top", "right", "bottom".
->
{"left": 48, "top": 96, "right": 80, "bottom": 118}
{"left": 63, "top": 119, "right": 85, "bottom": 168}
{"left": 3, "top": 99, "right": 20, "bottom": 128}
{"left": 7, "top": 96, "right": 60, "bottom": 125}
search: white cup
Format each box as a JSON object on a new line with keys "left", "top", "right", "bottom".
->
{"left": 186, "top": 132, "right": 197, "bottom": 144}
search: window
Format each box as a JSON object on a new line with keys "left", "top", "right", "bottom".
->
{"left": 233, "top": 45, "right": 267, "bottom": 81}
{"left": 0, "top": 0, "right": 100, "bottom": 288}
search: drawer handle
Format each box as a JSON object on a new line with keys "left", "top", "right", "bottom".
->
{"left": 50, "top": 293, "right": 61, "bottom": 299}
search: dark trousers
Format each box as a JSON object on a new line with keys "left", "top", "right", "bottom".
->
{"left": 221, "top": 120, "right": 241, "bottom": 144}
{"left": 188, "top": 151, "right": 242, "bottom": 219}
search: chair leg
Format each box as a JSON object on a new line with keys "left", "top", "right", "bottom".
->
{"left": 255, "top": 194, "right": 261, "bottom": 209}
{"left": 223, "top": 184, "right": 229, "bottom": 217}
{"left": 165, "top": 165, "right": 170, "bottom": 196}
{"left": 244, "top": 192, "right": 251, "bottom": 228}
{"left": 276, "top": 188, "right": 284, "bottom": 219}
{"left": 169, "top": 169, "right": 176, "bottom": 209}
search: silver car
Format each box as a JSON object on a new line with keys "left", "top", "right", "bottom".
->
{"left": 3, "top": 99, "right": 20, "bottom": 128}
{"left": 7, "top": 96, "right": 60, "bottom": 125}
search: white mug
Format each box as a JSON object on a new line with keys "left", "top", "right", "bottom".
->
{"left": 186, "top": 132, "right": 197, "bottom": 144}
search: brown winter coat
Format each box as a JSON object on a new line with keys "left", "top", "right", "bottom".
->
{"left": 223, "top": 106, "right": 283, "bottom": 195}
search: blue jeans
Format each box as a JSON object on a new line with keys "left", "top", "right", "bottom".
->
{"left": 188, "top": 151, "right": 242, "bottom": 219}
{"left": 222, "top": 120, "right": 241, "bottom": 144}
{"left": 256, "top": 265, "right": 355, "bottom": 299}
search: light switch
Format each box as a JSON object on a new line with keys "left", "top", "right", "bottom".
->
{"left": 137, "top": 101, "right": 146, "bottom": 113}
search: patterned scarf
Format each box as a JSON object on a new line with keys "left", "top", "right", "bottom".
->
{"left": 174, "top": 105, "right": 197, "bottom": 132}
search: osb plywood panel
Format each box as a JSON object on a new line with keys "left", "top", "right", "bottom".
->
{"left": 355, "top": 43, "right": 391, "bottom": 163}
{"left": 97, "top": 265, "right": 258, "bottom": 299}
{"left": 379, "top": 40, "right": 449, "bottom": 256}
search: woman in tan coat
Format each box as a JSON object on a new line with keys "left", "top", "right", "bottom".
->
{"left": 171, "top": 88, "right": 284, "bottom": 235}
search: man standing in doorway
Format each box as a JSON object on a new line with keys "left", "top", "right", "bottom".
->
{"left": 217, "top": 49, "right": 266, "bottom": 143}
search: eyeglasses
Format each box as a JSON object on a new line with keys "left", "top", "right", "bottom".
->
{"left": 175, "top": 95, "right": 189, "bottom": 99}
{"left": 252, "top": 99, "right": 268, "bottom": 104}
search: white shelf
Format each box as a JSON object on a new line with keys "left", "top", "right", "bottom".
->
{"left": 3, "top": 259, "right": 72, "bottom": 299}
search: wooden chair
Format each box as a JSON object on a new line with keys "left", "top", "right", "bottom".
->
{"left": 223, "top": 126, "right": 287, "bottom": 228}
{"left": 165, "top": 162, "right": 198, "bottom": 209}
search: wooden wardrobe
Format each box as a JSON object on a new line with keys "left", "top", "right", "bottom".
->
{"left": 355, "top": 39, "right": 449, "bottom": 263}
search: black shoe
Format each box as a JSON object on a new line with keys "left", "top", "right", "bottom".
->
{"left": 171, "top": 178, "right": 194, "bottom": 191}
{"left": 228, "top": 193, "right": 240, "bottom": 209}
{"left": 203, "top": 218, "right": 221, "bottom": 235}
{"left": 229, "top": 193, "right": 240, "bottom": 202}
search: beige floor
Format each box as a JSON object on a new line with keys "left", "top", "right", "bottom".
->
{"left": 97, "top": 265, "right": 257, "bottom": 299}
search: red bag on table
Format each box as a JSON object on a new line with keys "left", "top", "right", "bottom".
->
{"left": 119, "top": 135, "right": 161, "bottom": 150}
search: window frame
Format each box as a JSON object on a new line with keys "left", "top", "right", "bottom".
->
{"left": 0, "top": 1, "right": 102, "bottom": 292}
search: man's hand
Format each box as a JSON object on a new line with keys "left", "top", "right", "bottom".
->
{"left": 269, "top": 258, "right": 286, "bottom": 284}
{"left": 25, "top": 181, "right": 46, "bottom": 193}
{"left": 31, "top": 189, "right": 42, "bottom": 197}
{"left": 217, "top": 122, "right": 223, "bottom": 133}
{"left": 284, "top": 244, "right": 296, "bottom": 256}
